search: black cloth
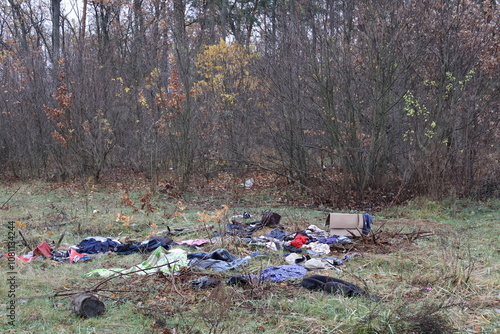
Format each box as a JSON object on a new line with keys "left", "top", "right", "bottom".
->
{"left": 301, "top": 275, "right": 380, "bottom": 301}
{"left": 115, "top": 237, "right": 173, "bottom": 255}
{"left": 76, "top": 238, "right": 121, "bottom": 254}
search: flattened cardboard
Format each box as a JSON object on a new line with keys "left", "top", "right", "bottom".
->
{"left": 325, "top": 213, "right": 364, "bottom": 237}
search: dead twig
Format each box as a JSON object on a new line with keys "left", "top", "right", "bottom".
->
{"left": 16, "top": 260, "right": 180, "bottom": 300}
{"left": 18, "top": 231, "right": 32, "bottom": 252}
{"left": 1, "top": 186, "right": 21, "bottom": 208}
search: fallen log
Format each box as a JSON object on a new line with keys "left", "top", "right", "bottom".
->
{"left": 71, "top": 293, "right": 105, "bottom": 318}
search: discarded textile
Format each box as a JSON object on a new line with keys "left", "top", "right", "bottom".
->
{"left": 265, "top": 228, "right": 287, "bottom": 240}
{"left": 33, "top": 241, "right": 52, "bottom": 258}
{"left": 317, "top": 235, "right": 352, "bottom": 244}
{"left": 188, "top": 249, "right": 250, "bottom": 272}
{"left": 285, "top": 253, "right": 310, "bottom": 265}
{"left": 115, "top": 237, "right": 174, "bottom": 255}
{"left": 260, "top": 264, "right": 308, "bottom": 282}
{"left": 305, "top": 242, "right": 331, "bottom": 255}
{"left": 177, "top": 239, "right": 211, "bottom": 246}
{"left": 30, "top": 241, "right": 90, "bottom": 263}
{"left": 363, "top": 213, "right": 373, "bottom": 235}
{"left": 285, "top": 253, "right": 334, "bottom": 270}
{"left": 76, "top": 237, "right": 122, "bottom": 254}
{"left": 305, "top": 225, "right": 329, "bottom": 239}
{"left": 227, "top": 264, "right": 308, "bottom": 284}
{"left": 289, "top": 234, "right": 309, "bottom": 248}
{"left": 283, "top": 244, "right": 305, "bottom": 253}
{"left": 85, "top": 247, "right": 188, "bottom": 278}
{"left": 301, "top": 275, "right": 380, "bottom": 301}
{"left": 52, "top": 249, "right": 90, "bottom": 263}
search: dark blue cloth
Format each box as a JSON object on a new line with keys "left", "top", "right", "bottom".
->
{"left": 259, "top": 264, "right": 308, "bottom": 282}
{"left": 317, "top": 236, "right": 339, "bottom": 244}
{"left": 188, "top": 249, "right": 250, "bottom": 272}
{"left": 76, "top": 238, "right": 121, "bottom": 254}
{"left": 363, "top": 214, "right": 373, "bottom": 235}
{"left": 265, "top": 228, "right": 287, "bottom": 240}
{"left": 115, "top": 239, "right": 170, "bottom": 255}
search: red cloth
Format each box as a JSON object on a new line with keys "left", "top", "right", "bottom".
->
{"left": 290, "top": 234, "right": 309, "bottom": 248}
{"left": 33, "top": 242, "right": 52, "bottom": 258}
{"left": 69, "top": 248, "right": 87, "bottom": 263}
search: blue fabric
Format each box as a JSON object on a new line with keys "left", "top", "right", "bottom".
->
{"left": 259, "top": 264, "right": 308, "bottom": 282}
{"left": 115, "top": 239, "right": 170, "bottom": 255}
{"left": 265, "top": 228, "right": 287, "bottom": 240}
{"left": 317, "top": 236, "right": 339, "bottom": 244}
{"left": 188, "top": 249, "right": 250, "bottom": 272}
{"left": 76, "top": 238, "right": 121, "bottom": 254}
{"left": 363, "top": 214, "right": 373, "bottom": 235}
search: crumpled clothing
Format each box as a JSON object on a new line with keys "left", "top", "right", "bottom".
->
{"left": 76, "top": 237, "right": 122, "bottom": 254}
{"left": 317, "top": 235, "right": 352, "bottom": 244}
{"left": 285, "top": 253, "right": 309, "bottom": 265}
{"left": 290, "top": 234, "right": 309, "bottom": 248}
{"left": 305, "top": 242, "right": 331, "bottom": 255}
{"left": 265, "top": 228, "right": 287, "bottom": 240}
{"left": 188, "top": 249, "right": 250, "bottom": 272}
{"left": 305, "top": 225, "right": 330, "bottom": 239}
{"left": 259, "top": 264, "right": 308, "bottom": 282}
{"left": 285, "top": 254, "right": 333, "bottom": 270}
{"left": 177, "top": 239, "right": 211, "bottom": 246}
{"left": 226, "top": 264, "right": 308, "bottom": 284}
{"left": 115, "top": 237, "right": 174, "bottom": 255}
{"left": 85, "top": 247, "right": 188, "bottom": 278}
{"left": 33, "top": 241, "right": 53, "bottom": 258}
{"left": 51, "top": 248, "right": 91, "bottom": 263}
{"left": 363, "top": 213, "right": 373, "bottom": 235}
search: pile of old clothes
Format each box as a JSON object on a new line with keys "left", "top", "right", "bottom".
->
{"left": 85, "top": 247, "right": 188, "bottom": 278}
{"left": 2, "top": 241, "right": 91, "bottom": 264}
{"left": 248, "top": 224, "right": 352, "bottom": 255}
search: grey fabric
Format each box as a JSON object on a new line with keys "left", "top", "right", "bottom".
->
{"left": 189, "top": 249, "right": 250, "bottom": 272}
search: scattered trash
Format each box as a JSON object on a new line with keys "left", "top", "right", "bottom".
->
{"left": 241, "top": 178, "right": 254, "bottom": 188}
{"left": 325, "top": 213, "right": 373, "bottom": 236}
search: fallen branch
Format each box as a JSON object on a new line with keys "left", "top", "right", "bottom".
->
{"left": 1, "top": 186, "right": 21, "bottom": 208}
{"left": 16, "top": 260, "right": 180, "bottom": 300}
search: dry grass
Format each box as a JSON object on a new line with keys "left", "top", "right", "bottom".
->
{"left": 0, "top": 182, "right": 498, "bottom": 333}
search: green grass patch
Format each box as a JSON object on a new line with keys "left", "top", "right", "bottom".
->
{"left": 1, "top": 182, "right": 498, "bottom": 333}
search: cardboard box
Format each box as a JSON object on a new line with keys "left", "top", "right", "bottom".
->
{"left": 325, "top": 213, "right": 364, "bottom": 237}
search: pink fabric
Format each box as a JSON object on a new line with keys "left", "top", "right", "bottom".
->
{"left": 33, "top": 241, "right": 52, "bottom": 258}
{"left": 69, "top": 248, "right": 87, "bottom": 263}
{"left": 177, "top": 239, "right": 211, "bottom": 246}
{"left": 2, "top": 254, "right": 36, "bottom": 263}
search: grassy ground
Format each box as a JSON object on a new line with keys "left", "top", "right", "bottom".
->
{"left": 0, "top": 181, "right": 498, "bottom": 334}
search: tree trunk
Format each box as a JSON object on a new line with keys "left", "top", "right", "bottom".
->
{"left": 71, "top": 293, "right": 105, "bottom": 318}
